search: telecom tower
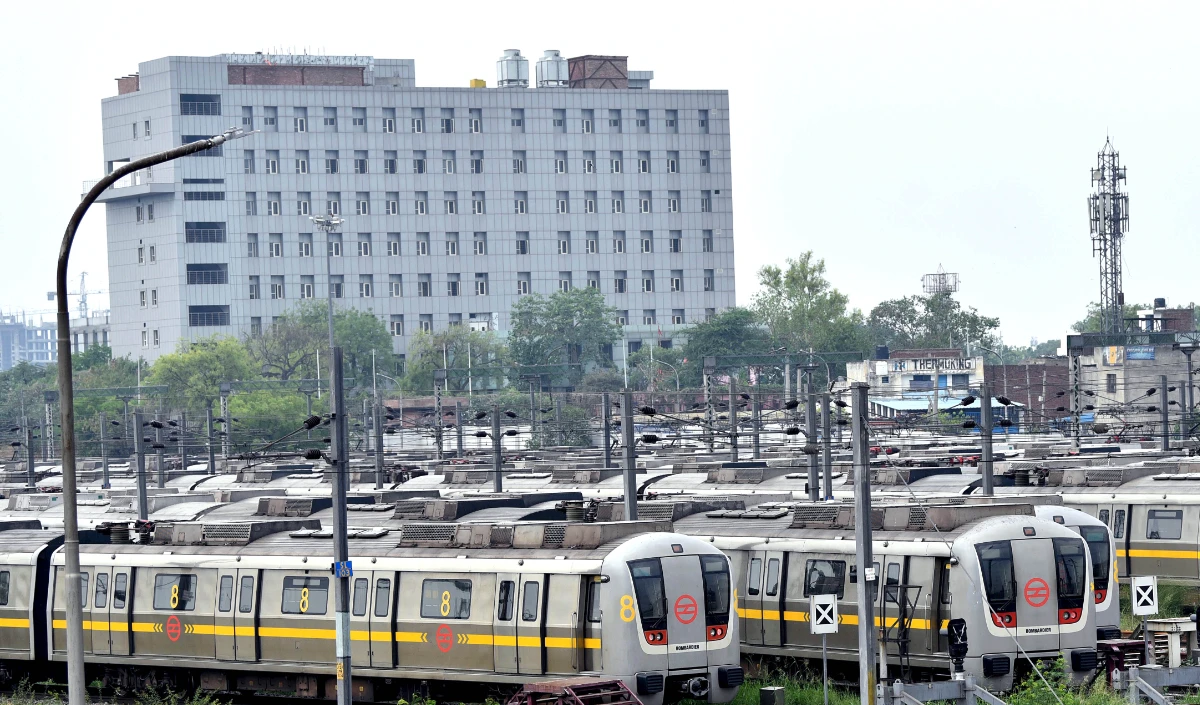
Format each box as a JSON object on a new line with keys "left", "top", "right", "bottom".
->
{"left": 1088, "top": 139, "right": 1130, "bottom": 334}
{"left": 921, "top": 265, "right": 959, "bottom": 295}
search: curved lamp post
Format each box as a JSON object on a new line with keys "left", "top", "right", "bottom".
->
{"left": 56, "top": 127, "right": 253, "bottom": 703}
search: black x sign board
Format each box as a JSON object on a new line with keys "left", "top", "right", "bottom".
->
{"left": 1135, "top": 585, "right": 1154, "bottom": 607}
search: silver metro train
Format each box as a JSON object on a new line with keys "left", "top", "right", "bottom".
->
{"left": 0, "top": 519, "right": 742, "bottom": 704}
{"left": 673, "top": 500, "right": 1098, "bottom": 690}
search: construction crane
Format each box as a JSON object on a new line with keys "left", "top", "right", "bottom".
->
{"left": 46, "top": 272, "right": 105, "bottom": 320}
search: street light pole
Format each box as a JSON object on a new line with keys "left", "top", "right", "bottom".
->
{"left": 312, "top": 213, "right": 344, "bottom": 351}
{"left": 55, "top": 127, "right": 253, "bottom": 704}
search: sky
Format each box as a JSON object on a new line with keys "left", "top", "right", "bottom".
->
{"left": 3, "top": 1, "right": 1198, "bottom": 347}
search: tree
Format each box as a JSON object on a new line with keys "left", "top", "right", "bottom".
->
{"left": 286, "top": 301, "right": 395, "bottom": 382}
{"left": 401, "top": 326, "right": 507, "bottom": 393}
{"left": 508, "top": 288, "right": 621, "bottom": 386}
{"left": 752, "top": 252, "right": 869, "bottom": 354}
{"left": 576, "top": 369, "right": 626, "bottom": 393}
{"left": 678, "top": 308, "right": 772, "bottom": 387}
{"left": 868, "top": 292, "right": 1000, "bottom": 351}
{"left": 1072, "top": 302, "right": 1150, "bottom": 333}
{"left": 147, "top": 336, "right": 259, "bottom": 409}
{"left": 243, "top": 313, "right": 322, "bottom": 381}
{"left": 625, "top": 345, "right": 686, "bottom": 391}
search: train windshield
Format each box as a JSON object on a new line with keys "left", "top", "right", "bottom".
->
{"left": 1053, "top": 537, "right": 1087, "bottom": 609}
{"left": 701, "top": 555, "right": 730, "bottom": 625}
{"left": 1079, "top": 526, "right": 1110, "bottom": 591}
{"left": 628, "top": 558, "right": 668, "bottom": 631}
{"left": 975, "top": 540, "right": 1017, "bottom": 613}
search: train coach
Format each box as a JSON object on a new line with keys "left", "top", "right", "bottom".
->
{"left": 26, "top": 518, "right": 740, "bottom": 704}
{"left": 673, "top": 500, "right": 1097, "bottom": 691}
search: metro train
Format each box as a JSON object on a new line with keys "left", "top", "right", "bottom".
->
{"left": 0, "top": 521, "right": 742, "bottom": 704}
{"left": 671, "top": 501, "right": 1098, "bottom": 690}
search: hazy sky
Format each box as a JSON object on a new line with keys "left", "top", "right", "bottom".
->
{"left": 4, "top": 1, "right": 1197, "bottom": 346}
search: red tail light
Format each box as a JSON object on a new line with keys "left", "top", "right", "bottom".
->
{"left": 991, "top": 612, "right": 1017, "bottom": 628}
{"left": 643, "top": 629, "right": 668, "bottom": 644}
{"left": 1060, "top": 608, "right": 1083, "bottom": 624}
{"left": 1094, "top": 589, "right": 1107, "bottom": 603}
{"left": 707, "top": 625, "right": 727, "bottom": 641}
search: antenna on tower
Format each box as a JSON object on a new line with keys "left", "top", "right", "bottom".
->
{"left": 1088, "top": 138, "right": 1130, "bottom": 334}
{"left": 921, "top": 264, "right": 960, "bottom": 294}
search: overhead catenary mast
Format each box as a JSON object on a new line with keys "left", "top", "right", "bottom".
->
{"left": 1088, "top": 139, "right": 1130, "bottom": 335}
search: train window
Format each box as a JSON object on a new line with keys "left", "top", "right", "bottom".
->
{"left": 94, "top": 573, "right": 108, "bottom": 610}
{"left": 1080, "top": 527, "right": 1111, "bottom": 592}
{"left": 80, "top": 573, "right": 88, "bottom": 608}
{"left": 627, "top": 558, "right": 667, "bottom": 631}
{"left": 0, "top": 572, "right": 9, "bottom": 606}
{"left": 353, "top": 579, "right": 368, "bottom": 617}
{"left": 849, "top": 562, "right": 880, "bottom": 584}
{"left": 1147, "top": 509, "right": 1183, "bottom": 540}
{"left": 939, "top": 564, "right": 952, "bottom": 604}
{"left": 765, "top": 559, "right": 780, "bottom": 597}
{"left": 282, "top": 576, "right": 329, "bottom": 615}
{"left": 586, "top": 580, "right": 602, "bottom": 623}
{"left": 218, "top": 576, "right": 234, "bottom": 613}
{"left": 375, "top": 579, "right": 391, "bottom": 618}
{"left": 113, "top": 574, "right": 127, "bottom": 609}
{"left": 747, "top": 558, "right": 762, "bottom": 596}
{"left": 498, "top": 581, "right": 515, "bottom": 621}
{"left": 1053, "top": 538, "right": 1087, "bottom": 609}
{"left": 522, "top": 581, "right": 540, "bottom": 622}
{"left": 421, "top": 579, "right": 472, "bottom": 619}
{"left": 1113, "top": 510, "right": 1125, "bottom": 539}
{"left": 239, "top": 577, "right": 254, "bottom": 613}
{"left": 1098, "top": 509, "right": 1110, "bottom": 526}
{"left": 803, "top": 560, "right": 846, "bottom": 599}
{"left": 701, "top": 555, "right": 730, "bottom": 624}
{"left": 152, "top": 574, "right": 196, "bottom": 611}
{"left": 886, "top": 563, "right": 901, "bottom": 586}
{"left": 975, "top": 541, "right": 1016, "bottom": 613}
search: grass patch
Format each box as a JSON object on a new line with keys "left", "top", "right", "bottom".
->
{"left": 1119, "top": 583, "right": 1200, "bottom": 632}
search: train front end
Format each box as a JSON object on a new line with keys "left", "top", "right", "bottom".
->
{"left": 600, "top": 533, "right": 741, "bottom": 705}
{"left": 953, "top": 517, "right": 1096, "bottom": 690}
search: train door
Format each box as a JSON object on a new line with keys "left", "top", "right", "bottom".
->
{"left": 493, "top": 574, "right": 519, "bottom": 673}
{"left": 906, "top": 556, "right": 936, "bottom": 658}
{"left": 743, "top": 552, "right": 765, "bottom": 646}
{"left": 215, "top": 571, "right": 237, "bottom": 660}
{"left": 51, "top": 567, "right": 92, "bottom": 656}
{"left": 91, "top": 567, "right": 112, "bottom": 656}
{"left": 582, "top": 577, "right": 603, "bottom": 672}
{"left": 544, "top": 574, "right": 582, "bottom": 674}
{"left": 1009, "top": 538, "right": 1058, "bottom": 653}
{"left": 234, "top": 571, "right": 257, "bottom": 661}
{"left": 370, "top": 574, "right": 394, "bottom": 668}
{"left": 932, "top": 559, "right": 952, "bottom": 655}
{"left": 110, "top": 569, "right": 131, "bottom": 656}
{"left": 758, "top": 551, "right": 785, "bottom": 647}
{"left": 351, "top": 574, "right": 372, "bottom": 667}
{"left": 661, "top": 553, "right": 707, "bottom": 670}
{"left": 517, "top": 575, "right": 546, "bottom": 676}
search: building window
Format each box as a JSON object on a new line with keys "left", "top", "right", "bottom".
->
{"left": 642, "top": 275, "right": 654, "bottom": 293}
{"left": 612, "top": 196, "right": 623, "bottom": 214}
{"left": 420, "top": 317, "right": 433, "bottom": 333}
{"left": 186, "top": 264, "right": 228, "bottom": 285}
{"left": 704, "top": 269, "right": 714, "bottom": 292}
{"left": 245, "top": 193, "right": 257, "bottom": 216}
{"left": 1106, "top": 374, "right": 1117, "bottom": 394}
{"left": 141, "top": 331, "right": 148, "bottom": 348}
{"left": 189, "top": 305, "right": 230, "bottom": 327}
{"left": 383, "top": 117, "right": 395, "bottom": 133}
{"left": 516, "top": 235, "right": 529, "bottom": 255}
{"left": 247, "top": 234, "right": 259, "bottom": 258}
{"left": 137, "top": 247, "right": 145, "bottom": 265}
{"left": 641, "top": 236, "right": 653, "bottom": 254}
{"left": 389, "top": 275, "right": 402, "bottom": 297}
{"left": 146, "top": 203, "right": 154, "bottom": 222}
{"left": 703, "top": 230, "right": 714, "bottom": 252}
{"left": 270, "top": 278, "right": 284, "bottom": 300}
{"left": 514, "top": 198, "right": 526, "bottom": 215}
{"left": 388, "top": 236, "right": 401, "bottom": 257}
{"left": 475, "top": 274, "right": 489, "bottom": 296}
{"left": 411, "top": 117, "right": 424, "bottom": 133}
{"left": 517, "top": 279, "right": 530, "bottom": 295}
{"left": 180, "top": 94, "right": 221, "bottom": 115}
{"left": 356, "top": 198, "right": 369, "bottom": 216}
{"left": 300, "top": 279, "right": 314, "bottom": 299}
{"left": 418, "top": 279, "right": 432, "bottom": 297}
{"left": 139, "top": 291, "right": 147, "bottom": 308}
{"left": 670, "top": 234, "right": 682, "bottom": 253}
{"left": 325, "top": 152, "right": 339, "bottom": 174}
{"left": 390, "top": 316, "right": 404, "bottom": 336}
{"left": 296, "top": 152, "right": 309, "bottom": 174}
{"left": 359, "top": 277, "right": 373, "bottom": 298}
{"left": 671, "top": 276, "right": 683, "bottom": 292}
{"left": 358, "top": 237, "right": 371, "bottom": 257}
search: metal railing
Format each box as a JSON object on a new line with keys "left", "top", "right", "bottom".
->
{"left": 81, "top": 168, "right": 159, "bottom": 195}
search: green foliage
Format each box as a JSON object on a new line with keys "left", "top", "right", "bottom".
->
{"left": 576, "top": 368, "right": 626, "bottom": 392}
{"left": 869, "top": 291, "right": 1000, "bottom": 351}
{"left": 1006, "top": 657, "right": 1125, "bottom": 705}
{"left": 704, "top": 674, "right": 862, "bottom": 705}
{"left": 286, "top": 301, "right": 395, "bottom": 382}
{"left": 147, "top": 336, "right": 258, "bottom": 409}
{"left": 508, "top": 288, "right": 620, "bottom": 385}
{"left": 228, "top": 390, "right": 316, "bottom": 450}
{"left": 753, "top": 252, "right": 869, "bottom": 355}
{"left": 1120, "top": 582, "right": 1199, "bottom": 632}
{"left": 1072, "top": 302, "right": 1152, "bottom": 333}
{"left": 679, "top": 308, "right": 772, "bottom": 387}
{"left": 625, "top": 345, "right": 686, "bottom": 391}
{"left": 402, "top": 326, "right": 507, "bottom": 394}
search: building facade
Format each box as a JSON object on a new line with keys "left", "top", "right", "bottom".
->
{"left": 94, "top": 51, "right": 735, "bottom": 363}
